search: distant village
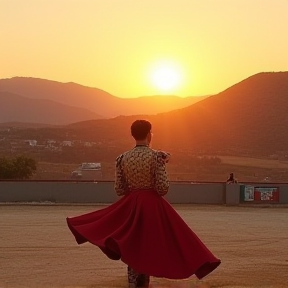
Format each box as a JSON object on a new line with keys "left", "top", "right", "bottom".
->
{"left": 0, "top": 126, "right": 100, "bottom": 151}
{"left": 0, "top": 127, "right": 104, "bottom": 180}
{"left": 17, "top": 138, "right": 97, "bottom": 151}
{"left": 1, "top": 125, "right": 288, "bottom": 182}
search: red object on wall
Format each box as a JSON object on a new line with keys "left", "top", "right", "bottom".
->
{"left": 253, "top": 187, "right": 279, "bottom": 203}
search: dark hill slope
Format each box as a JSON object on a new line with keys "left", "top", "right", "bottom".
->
{"left": 68, "top": 72, "right": 288, "bottom": 155}
{"left": 0, "top": 92, "right": 102, "bottom": 125}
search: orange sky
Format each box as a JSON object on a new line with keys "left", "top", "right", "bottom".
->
{"left": 0, "top": 0, "right": 287, "bottom": 98}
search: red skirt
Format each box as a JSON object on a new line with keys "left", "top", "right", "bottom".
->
{"left": 66, "top": 190, "right": 221, "bottom": 279}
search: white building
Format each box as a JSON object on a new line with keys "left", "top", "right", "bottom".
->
{"left": 25, "top": 140, "right": 37, "bottom": 146}
{"left": 62, "top": 141, "right": 73, "bottom": 147}
{"left": 71, "top": 162, "right": 102, "bottom": 180}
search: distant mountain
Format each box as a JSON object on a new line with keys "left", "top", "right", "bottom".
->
{"left": 151, "top": 71, "right": 288, "bottom": 153}
{"left": 0, "top": 122, "right": 59, "bottom": 129}
{"left": 66, "top": 72, "right": 288, "bottom": 155}
{"left": 0, "top": 92, "right": 102, "bottom": 125}
{"left": 3, "top": 72, "right": 287, "bottom": 156}
{"left": 0, "top": 77, "right": 207, "bottom": 118}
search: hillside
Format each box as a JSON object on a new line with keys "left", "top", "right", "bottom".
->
{"left": 0, "top": 122, "right": 59, "bottom": 129}
{"left": 1, "top": 72, "right": 288, "bottom": 157}
{"left": 153, "top": 71, "right": 288, "bottom": 153}
{"left": 65, "top": 72, "right": 288, "bottom": 155}
{"left": 1, "top": 72, "right": 288, "bottom": 181}
{"left": 0, "top": 92, "right": 102, "bottom": 125}
{"left": 0, "top": 77, "right": 207, "bottom": 118}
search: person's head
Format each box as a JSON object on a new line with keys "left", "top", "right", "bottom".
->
{"left": 229, "top": 173, "right": 234, "bottom": 179}
{"left": 131, "top": 120, "right": 152, "bottom": 144}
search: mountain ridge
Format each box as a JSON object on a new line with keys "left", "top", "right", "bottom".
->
{"left": 0, "top": 91, "right": 103, "bottom": 125}
{"left": 0, "top": 77, "right": 208, "bottom": 118}
{"left": 65, "top": 71, "right": 288, "bottom": 155}
{"left": 1, "top": 71, "right": 288, "bottom": 156}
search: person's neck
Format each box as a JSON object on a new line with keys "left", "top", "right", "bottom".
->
{"left": 135, "top": 140, "right": 149, "bottom": 147}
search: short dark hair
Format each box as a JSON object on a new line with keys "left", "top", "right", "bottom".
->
{"left": 131, "top": 120, "right": 152, "bottom": 140}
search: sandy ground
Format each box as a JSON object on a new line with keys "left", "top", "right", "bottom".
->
{"left": 0, "top": 204, "right": 287, "bottom": 288}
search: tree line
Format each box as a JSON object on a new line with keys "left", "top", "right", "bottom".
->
{"left": 0, "top": 156, "right": 37, "bottom": 180}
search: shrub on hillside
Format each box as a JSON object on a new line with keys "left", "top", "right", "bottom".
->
{"left": 0, "top": 156, "right": 37, "bottom": 180}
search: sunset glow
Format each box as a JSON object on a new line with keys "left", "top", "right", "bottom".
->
{"left": 0, "top": 0, "right": 287, "bottom": 98}
{"left": 150, "top": 63, "right": 183, "bottom": 93}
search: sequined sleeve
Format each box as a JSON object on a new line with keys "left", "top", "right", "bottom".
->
{"left": 154, "top": 151, "right": 170, "bottom": 196}
{"left": 114, "top": 154, "right": 127, "bottom": 196}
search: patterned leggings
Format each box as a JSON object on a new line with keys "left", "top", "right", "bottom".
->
{"left": 127, "top": 266, "right": 150, "bottom": 287}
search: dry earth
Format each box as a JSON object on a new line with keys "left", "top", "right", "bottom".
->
{"left": 0, "top": 205, "right": 287, "bottom": 288}
{"left": 218, "top": 156, "right": 288, "bottom": 169}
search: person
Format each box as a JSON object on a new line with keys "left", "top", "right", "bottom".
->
{"left": 66, "top": 120, "right": 221, "bottom": 288}
{"left": 226, "top": 173, "right": 238, "bottom": 184}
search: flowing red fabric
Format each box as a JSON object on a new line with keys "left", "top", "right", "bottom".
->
{"left": 66, "top": 190, "right": 221, "bottom": 279}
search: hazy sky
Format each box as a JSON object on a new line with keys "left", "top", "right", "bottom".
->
{"left": 1, "top": 0, "right": 287, "bottom": 98}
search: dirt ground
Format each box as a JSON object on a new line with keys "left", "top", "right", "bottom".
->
{"left": 0, "top": 204, "right": 287, "bottom": 288}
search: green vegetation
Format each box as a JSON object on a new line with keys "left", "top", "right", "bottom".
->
{"left": 0, "top": 155, "right": 37, "bottom": 180}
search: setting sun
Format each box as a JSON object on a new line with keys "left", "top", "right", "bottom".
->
{"left": 150, "top": 62, "right": 183, "bottom": 93}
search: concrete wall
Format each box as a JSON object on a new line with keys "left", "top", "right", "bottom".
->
{"left": 226, "top": 184, "right": 240, "bottom": 205}
{"left": 0, "top": 181, "right": 225, "bottom": 204}
{"left": 0, "top": 181, "right": 118, "bottom": 203}
{"left": 165, "top": 183, "right": 224, "bottom": 204}
{"left": 280, "top": 185, "right": 288, "bottom": 203}
{"left": 0, "top": 181, "right": 287, "bottom": 204}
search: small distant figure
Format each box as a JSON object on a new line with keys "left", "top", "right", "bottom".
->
{"left": 226, "top": 173, "right": 238, "bottom": 184}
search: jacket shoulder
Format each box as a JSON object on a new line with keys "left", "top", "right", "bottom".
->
{"left": 115, "top": 153, "right": 124, "bottom": 167}
{"left": 154, "top": 149, "right": 170, "bottom": 163}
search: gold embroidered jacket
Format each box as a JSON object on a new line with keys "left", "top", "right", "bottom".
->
{"left": 114, "top": 146, "right": 170, "bottom": 196}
